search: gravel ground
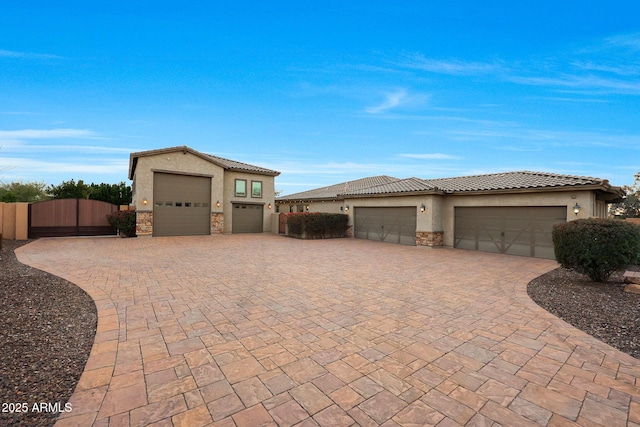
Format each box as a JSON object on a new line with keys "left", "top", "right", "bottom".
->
{"left": 528, "top": 265, "right": 640, "bottom": 360}
{"left": 0, "top": 240, "right": 97, "bottom": 427}
{"left": 1, "top": 239, "right": 638, "bottom": 426}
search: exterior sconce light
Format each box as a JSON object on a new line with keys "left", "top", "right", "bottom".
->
{"left": 268, "top": 202, "right": 272, "bottom": 209}
{"left": 216, "top": 200, "right": 220, "bottom": 208}
{"left": 420, "top": 204, "right": 426, "bottom": 213}
{"left": 573, "top": 203, "right": 581, "bottom": 215}
{"left": 345, "top": 205, "right": 350, "bottom": 212}
{"left": 305, "top": 205, "right": 310, "bottom": 211}
{"left": 142, "top": 197, "right": 148, "bottom": 206}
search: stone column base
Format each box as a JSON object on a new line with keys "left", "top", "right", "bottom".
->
{"left": 416, "top": 231, "right": 444, "bottom": 247}
{"left": 136, "top": 211, "right": 153, "bottom": 236}
{"left": 211, "top": 213, "right": 224, "bottom": 234}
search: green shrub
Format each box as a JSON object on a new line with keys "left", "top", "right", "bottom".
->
{"left": 286, "top": 212, "right": 349, "bottom": 239}
{"left": 106, "top": 210, "right": 137, "bottom": 237}
{"left": 552, "top": 218, "right": 640, "bottom": 282}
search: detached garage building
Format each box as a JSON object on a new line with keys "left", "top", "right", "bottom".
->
{"left": 129, "top": 146, "right": 280, "bottom": 236}
{"left": 277, "top": 171, "right": 624, "bottom": 259}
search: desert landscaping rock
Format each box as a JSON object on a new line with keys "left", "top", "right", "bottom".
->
{"left": 0, "top": 240, "right": 97, "bottom": 427}
{"left": 528, "top": 265, "right": 640, "bottom": 360}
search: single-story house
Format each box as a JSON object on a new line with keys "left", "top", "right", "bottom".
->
{"left": 129, "top": 146, "right": 280, "bottom": 236}
{"left": 276, "top": 171, "right": 625, "bottom": 259}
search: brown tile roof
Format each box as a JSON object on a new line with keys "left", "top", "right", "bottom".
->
{"left": 342, "top": 177, "right": 437, "bottom": 196}
{"left": 129, "top": 146, "right": 280, "bottom": 179}
{"left": 422, "top": 171, "right": 609, "bottom": 192}
{"left": 278, "top": 176, "right": 398, "bottom": 201}
{"left": 203, "top": 153, "right": 280, "bottom": 175}
{"left": 277, "top": 170, "right": 622, "bottom": 201}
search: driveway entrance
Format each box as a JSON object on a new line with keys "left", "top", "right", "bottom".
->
{"left": 16, "top": 235, "right": 640, "bottom": 426}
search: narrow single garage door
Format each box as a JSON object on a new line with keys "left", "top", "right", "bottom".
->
{"left": 454, "top": 206, "right": 567, "bottom": 259}
{"left": 354, "top": 207, "right": 417, "bottom": 245}
{"left": 232, "top": 203, "right": 263, "bottom": 233}
{"left": 153, "top": 173, "right": 211, "bottom": 236}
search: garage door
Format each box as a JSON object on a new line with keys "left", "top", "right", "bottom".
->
{"left": 232, "top": 203, "right": 263, "bottom": 233}
{"left": 153, "top": 173, "right": 211, "bottom": 236}
{"left": 454, "top": 206, "right": 567, "bottom": 259}
{"left": 354, "top": 207, "right": 417, "bottom": 245}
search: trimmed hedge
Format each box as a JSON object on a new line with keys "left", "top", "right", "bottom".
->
{"left": 286, "top": 212, "right": 349, "bottom": 239}
{"left": 552, "top": 218, "right": 640, "bottom": 282}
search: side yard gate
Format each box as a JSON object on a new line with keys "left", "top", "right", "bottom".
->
{"left": 28, "top": 198, "right": 118, "bottom": 238}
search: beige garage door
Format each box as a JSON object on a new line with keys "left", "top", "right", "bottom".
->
{"left": 354, "top": 207, "right": 417, "bottom": 245}
{"left": 454, "top": 206, "right": 567, "bottom": 259}
{"left": 153, "top": 173, "right": 211, "bottom": 236}
{"left": 232, "top": 203, "right": 263, "bottom": 233}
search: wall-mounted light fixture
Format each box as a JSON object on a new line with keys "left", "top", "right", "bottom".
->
{"left": 305, "top": 205, "right": 310, "bottom": 211}
{"left": 573, "top": 203, "right": 581, "bottom": 215}
{"left": 268, "top": 202, "right": 272, "bottom": 209}
{"left": 216, "top": 200, "right": 220, "bottom": 208}
{"left": 345, "top": 205, "right": 350, "bottom": 212}
{"left": 420, "top": 204, "right": 426, "bottom": 213}
{"left": 142, "top": 197, "right": 148, "bottom": 206}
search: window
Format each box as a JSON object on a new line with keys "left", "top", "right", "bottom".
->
{"left": 235, "top": 179, "right": 247, "bottom": 197}
{"left": 251, "top": 181, "right": 262, "bottom": 198}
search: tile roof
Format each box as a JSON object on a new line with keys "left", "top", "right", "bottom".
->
{"left": 277, "top": 170, "right": 621, "bottom": 201}
{"left": 129, "top": 146, "right": 280, "bottom": 179}
{"left": 204, "top": 153, "right": 280, "bottom": 175}
{"left": 342, "top": 177, "right": 437, "bottom": 196}
{"left": 279, "top": 176, "right": 398, "bottom": 200}
{"left": 422, "top": 171, "right": 608, "bottom": 192}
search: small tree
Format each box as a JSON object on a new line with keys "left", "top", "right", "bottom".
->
{"left": 552, "top": 218, "right": 640, "bottom": 282}
{"left": 48, "top": 179, "right": 91, "bottom": 199}
{"left": 611, "top": 172, "right": 640, "bottom": 218}
{"left": 0, "top": 181, "right": 48, "bottom": 202}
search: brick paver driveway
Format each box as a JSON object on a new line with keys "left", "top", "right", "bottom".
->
{"left": 16, "top": 235, "right": 640, "bottom": 426}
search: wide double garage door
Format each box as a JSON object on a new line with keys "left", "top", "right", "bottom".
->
{"left": 454, "top": 206, "right": 567, "bottom": 259}
{"left": 354, "top": 207, "right": 417, "bottom": 245}
{"left": 153, "top": 173, "right": 211, "bottom": 236}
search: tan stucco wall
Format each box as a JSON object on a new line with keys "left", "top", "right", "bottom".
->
{"left": 224, "top": 171, "right": 276, "bottom": 233}
{"left": 279, "top": 189, "right": 603, "bottom": 247}
{"left": 132, "top": 151, "right": 225, "bottom": 214}
{"left": 0, "top": 202, "right": 28, "bottom": 240}
{"left": 132, "top": 151, "right": 277, "bottom": 235}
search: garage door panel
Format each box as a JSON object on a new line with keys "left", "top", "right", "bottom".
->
{"left": 232, "top": 204, "right": 263, "bottom": 233}
{"left": 153, "top": 173, "right": 211, "bottom": 237}
{"left": 454, "top": 206, "right": 566, "bottom": 259}
{"left": 355, "top": 207, "right": 416, "bottom": 246}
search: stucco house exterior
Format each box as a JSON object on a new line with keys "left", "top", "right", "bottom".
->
{"left": 129, "top": 146, "right": 280, "bottom": 236}
{"left": 276, "top": 171, "right": 624, "bottom": 259}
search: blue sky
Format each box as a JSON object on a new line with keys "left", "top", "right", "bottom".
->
{"left": 1, "top": 1, "right": 639, "bottom": 196}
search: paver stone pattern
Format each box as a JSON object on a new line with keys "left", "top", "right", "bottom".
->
{"left": 16, "top": 235, "right": 640, "bottom": 426}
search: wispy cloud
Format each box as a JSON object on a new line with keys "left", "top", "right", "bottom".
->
{"left": 0, "top": 157, "right": 128, "bottom": 175}
{"left": 397, "top": 52, "right": 502, "bottom": 75}
{"left": 0, "top": 128, "right": 96, "bottom": 139}
{"left": 0, "top": 49, "right": 63, "bottom": 60}
{"left": 366, "top": 89, "right": 408, "bottom": 114}
{"left": 397, "top": 153, "right": 461, "bottom": 160}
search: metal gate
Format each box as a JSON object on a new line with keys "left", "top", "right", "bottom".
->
{"left": 28, "top": 198, "right": 119, "bottom": 238}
